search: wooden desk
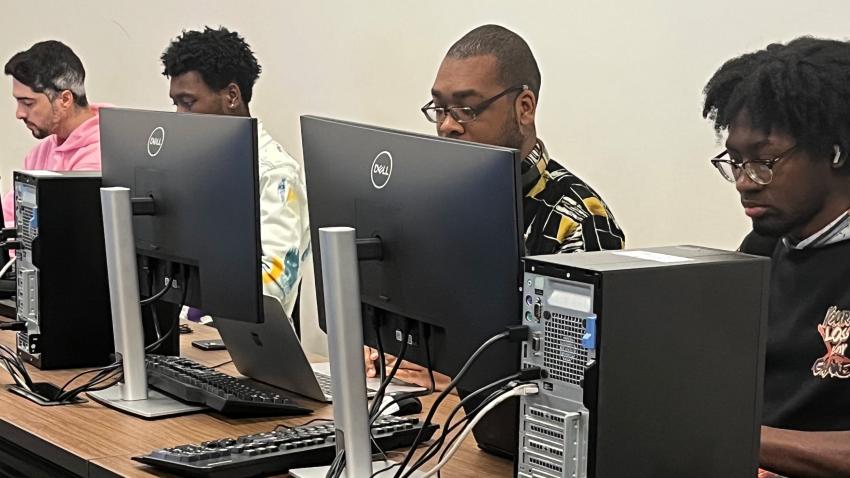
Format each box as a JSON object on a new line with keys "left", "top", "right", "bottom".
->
{"left": 0, "top": 323, "right": 512, "bottom": 477}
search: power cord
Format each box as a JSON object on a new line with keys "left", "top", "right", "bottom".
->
{"left": 419, "top": 383, "right": 539, "bottom": 477}
{"left": 408, "top": 367, "right": 544, "bottom": 476}
{"left": 0, "top": 256, "right": 17, "bottom": 280}
{"left": 393, "top": 325, "right": 530, "bottom": 478}
{"left": 328, "top": 323, "right": 413, "bottom": 478}
{"left": 1, "top": 263, "right": 194, "bottom": 405}
{"left": 139, "top": 276, "right": 172, "bottom": 306}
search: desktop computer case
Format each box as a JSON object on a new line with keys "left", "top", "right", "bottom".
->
{"left": 516, "top": 246, "right": 769, "bottom": 478}
{"left": 14, "top": 171, "right": 114, "bottom": 369}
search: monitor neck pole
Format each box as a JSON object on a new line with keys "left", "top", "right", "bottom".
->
{"left": 87, "top": 186, "right": 201, "bottom": 418}
{"left": 319, "top": 227, "right": 373, "bottom": 477}
{"left": 291, "top": 227, "right": 424, "bottom": 478}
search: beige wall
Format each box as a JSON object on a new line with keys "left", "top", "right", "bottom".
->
{"left": 2, "top": 1, "right": 848, "bottom": 354}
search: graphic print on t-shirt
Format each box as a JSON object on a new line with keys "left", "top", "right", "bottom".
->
{"left": 812, "top": 305, "right": 850, "bottom": 379}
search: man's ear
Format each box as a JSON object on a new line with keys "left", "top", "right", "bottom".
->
{"left": 225, "top": 82, "right": 243, "bottom": 111}
{"left": 516, "top": 89, "right": 537, "bottom": 127}
{"left": 56, "top": 90, "right": 75, "bottom": 110}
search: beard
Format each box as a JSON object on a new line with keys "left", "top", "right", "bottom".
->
{"left": 750, "top": 208, "right": 818, "bottom": 239}
{"left": 751, "top": 216, "right": 791, "bottom": 237}
{"left": 31, "top": 126, "right": 51, "bottom": 139}
{"left": 25, "top": 121, "right": 51, "bottom": 139}
{"left": 497, "top": 109, "right": 525, "bottom": 151}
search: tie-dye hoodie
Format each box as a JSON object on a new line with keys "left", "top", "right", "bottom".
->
{"left": 256, "top": 121, "right": 310, "bottom": 319}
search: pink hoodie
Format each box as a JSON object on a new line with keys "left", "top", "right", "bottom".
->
{"left": 3, "top": 104, "right": 107, "bottom": 226}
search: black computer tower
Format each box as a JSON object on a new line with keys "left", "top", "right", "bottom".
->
{"left": 516, "top": 246, "right": 769, "bottom": 478}
{"left": 14, "top": 171, "right": 114, "bottom": 369}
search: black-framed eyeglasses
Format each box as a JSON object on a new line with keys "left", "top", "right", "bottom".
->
{"left": 710, "top": 144, "right": 798, "bottom": 185}
{"left": 421, "top": 85, "right": 528, "bottom": 124}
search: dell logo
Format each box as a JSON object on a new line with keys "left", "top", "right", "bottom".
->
{"left": 370, "top": 151, "right": 393, "bottom": 189}
{"left": 147, "top": 126, "right": 165, "bottom": 157}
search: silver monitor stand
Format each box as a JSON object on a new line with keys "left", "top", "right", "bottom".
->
{"left": 290, "top": 227, "right": 423, "bottom": 478}
{"left": 87, "top": 187, "right": 202, "bottom": 418}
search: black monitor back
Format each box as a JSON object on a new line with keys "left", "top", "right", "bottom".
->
{"left": 302, "top": 115, "right": 524, "bottom": 383}
{"left": 100, "top": 108, "right": 263, "bottom": 323}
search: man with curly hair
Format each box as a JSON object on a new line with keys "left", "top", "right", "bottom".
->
{"left": 161, "top": 27, "right": 309, "bottom": 322}
{"left": 703, "top": 37, "right": 850, "bottom": 477}
{"left": 3, "top": 41, "right": 105, "bottom": 226}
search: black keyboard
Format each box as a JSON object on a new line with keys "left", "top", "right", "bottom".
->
{"left": 146, "top": 355, "right": 311, "bottom": 416}
{"left": 133, "top": 415, "right": 439, "bottom": 478}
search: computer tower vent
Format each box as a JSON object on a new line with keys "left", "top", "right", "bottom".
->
{"left": 544, "top": 312, "right": 588, "bottom": 385}
{"left": 18, "top": 205, "right": 35, "bottom": 250}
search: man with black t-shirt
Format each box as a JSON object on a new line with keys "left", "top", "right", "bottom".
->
{"left": 703, "top": 37, "right": 850, "bottom": 477}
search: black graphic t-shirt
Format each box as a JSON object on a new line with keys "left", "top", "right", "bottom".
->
{"left": 742, "top": 232, "right": 850, "bottom": 430}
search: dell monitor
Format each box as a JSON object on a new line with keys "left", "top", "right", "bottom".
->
{"left": 301, "top": 115, "right": 525, "bottom": 455}
{"left": 99, "top": 108, "right": 263, "bottom": 325}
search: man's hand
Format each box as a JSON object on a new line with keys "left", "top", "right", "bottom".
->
{"left": 363, "top": 346, "right": 451, "bottom": 391}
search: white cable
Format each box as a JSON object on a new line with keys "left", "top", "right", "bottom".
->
{"left": 0, "top": 358, "right": 30, "bottom": 391}
{"left": 0, "top": 255, "right": 17, "bottom": 279}
{"left": 420, "top": 383, "right": 539, "bottom": 478}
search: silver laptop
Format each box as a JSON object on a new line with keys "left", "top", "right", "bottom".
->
{"left": 213, "top": 296, "right": 375, "bottom": 403}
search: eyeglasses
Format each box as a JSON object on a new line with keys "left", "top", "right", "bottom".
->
{"left": 710, "top": 144, "right": 798, "bottom": 185}
{"left": 421, "top": 85, "right": 528, "bottom": 124}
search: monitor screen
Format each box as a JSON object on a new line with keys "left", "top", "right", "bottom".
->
{"left": 302, "top": 115, "right": 524, "bottom": 384}
{"left": 100, "top": 108, "right": 263, "bottom": 323}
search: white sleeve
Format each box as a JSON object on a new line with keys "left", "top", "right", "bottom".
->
{"left": 257, "top": 162, "right": 308, "bottom": 317}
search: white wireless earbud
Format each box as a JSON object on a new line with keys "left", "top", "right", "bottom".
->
{"left": 833, "top": 145, "right": 844, "bottom": 167}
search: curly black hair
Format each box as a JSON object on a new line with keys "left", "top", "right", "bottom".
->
{"left": 4, "top": 40, "right": 88, "bottom": 107}
{"left": 161, "top": 26, "right": 261, "bottom": 103}
{"left": 703, "top": 36, "right": 850, "bottom": 161}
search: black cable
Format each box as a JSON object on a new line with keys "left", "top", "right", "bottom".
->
{"left": 393, "top": 329, "right": 514, "bottom": 478}
{"left": 53, "top": 265, "right": 191, "bottom": 402}
{"left": 0, "top": 321, "right": 26, "bottom": 331}
{"left": 408, "top": 373, "right": 522, "bottom": 476}
{"left": 369, "top": 324, "right": 411, "bottom": 419}
{"left": 328, "top": 320, "right": 411, "bottom": 478}
{"left": 55, "top": 362, "right": 124, "bottom": 402}
{"left": 423, "top": 326, "right": 436, "bottom": 393}
{"left": 0, "top": 344, "right": 32, "bottom": 389}
{"left": 145, "top": 264, "right": 190, "bottom": 353}
{"left": 415, "top": 367, "right": 542, "bottom": 477}
{"left": 140, "top": 276, "right": 172, "bottom": 306}
{"left": 435, "top": 383, "right": 526, "bottom": 477}
{"left": 370, "top": 462, "right": 402, "bottom": 478}
{"left": 57, "top": 360, "right": 121, "bottom": 394}
{"left": 374, "top": 316, "right": 387, "bottom": 400}
{"left": 145, "top": 269, "right": 162, "bottom": 340}
{"left": 368, "top": 318, "right": 391, "bottom": 419}
{"left": 150, "top": 295, "right": 162, "bottom": 339}
{"left": 0, "top": 345, "right": 31, "bottom": 390}
{"left": 326, "top": 450, "right": 345, "bottom": 478}
{"left": 274, "top": 417, "right": 334, "bottom": 431}
{"left": 370, "top": 329, "right": 436, "bottom": 422}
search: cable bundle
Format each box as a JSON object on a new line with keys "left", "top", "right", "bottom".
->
{"left": 323, "top": 324, "right": 538, "bottom": 478}
{"left": 0, "top": 342, "right": 33, "bottom": 392}
{"left": 0, "top": 262, "right": 191, "bottom": 405}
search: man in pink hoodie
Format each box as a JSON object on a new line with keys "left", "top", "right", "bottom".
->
{"left": 3, "top": 41, "right": 102, "bottom": 226}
